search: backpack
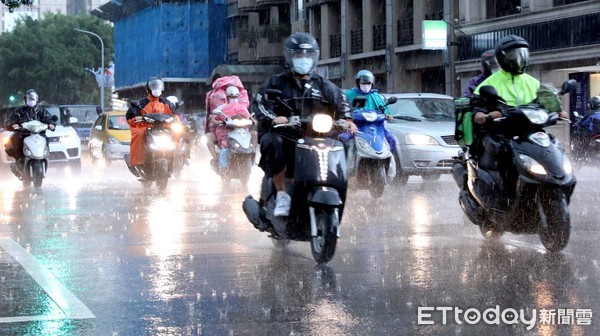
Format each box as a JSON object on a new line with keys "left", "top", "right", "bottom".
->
{"left": 454, "top": 97, "right": 474, "bottom": 146}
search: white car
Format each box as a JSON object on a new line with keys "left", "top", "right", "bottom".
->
{"left": 382, "top": 93, "right": 460, "bottom": 185}
{"left": 1, "top": 105, "right": 82, "bottom": 169}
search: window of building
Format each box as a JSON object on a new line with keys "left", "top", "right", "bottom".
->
{"left": 486, "top": 0, "right": 521, "bottom": 19}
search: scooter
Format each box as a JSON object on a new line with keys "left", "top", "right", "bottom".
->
{"left": 242, "top": 89, "right": 348, "bottom": 263}
{"left": 347, "top": 95, "right": 397, "bottom": 198}
{"left": 9, "top": 118, "right": 56, "bottom": 188}
{"left": 211, "top": 110, "right": 255, "bottom": 185}
{"left": 452, "top": 81, "right": 577, "bottom": 252}
{"left": 124, "top": 113, "right": 184, "bottom": 191}
{"left": 570, "top": 110, "right": 600, "bottom": 164}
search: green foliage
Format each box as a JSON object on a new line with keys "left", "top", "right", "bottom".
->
{"left": 1, "top": 0, "right": 33, "bottom": 13}
{"left": 0, "top": 13, "right": 113, "bottom": 106}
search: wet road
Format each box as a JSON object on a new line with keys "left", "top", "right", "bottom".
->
{"left": 1, "top": 150, "right": 600, "bottom": 335}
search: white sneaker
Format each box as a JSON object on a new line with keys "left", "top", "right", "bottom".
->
{"left": 273, "top": 192, "right": 291, "bottom": 217}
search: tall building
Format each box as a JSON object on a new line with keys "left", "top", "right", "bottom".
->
{"left": 1, "top": 0, "right": 104, "bottom": 33}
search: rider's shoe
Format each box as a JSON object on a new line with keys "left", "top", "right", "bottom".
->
{"left": 273, "top": 191, "right": 291, "bottom": 217}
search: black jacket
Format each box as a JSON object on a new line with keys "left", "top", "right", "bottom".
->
{"left": 6, "top": 105, "right": 55, "bottom": 128}
{"left": 253, "top": 71, "right": 350, "bottom": 138}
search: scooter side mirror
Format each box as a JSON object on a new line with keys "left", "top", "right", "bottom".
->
{"left": 479, "top": 85, "right": 504, "bottom": 105}
{"left": 560, "top": 79, "right": 577, "bottom": 96}
{"left": 386, "top": 96, "right": 398, "bottom": 105}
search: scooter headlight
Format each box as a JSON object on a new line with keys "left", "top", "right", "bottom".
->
{"left": 150, "top": 134, "right": 175, "bottom": 150}
{"left": 563, "top": 155, "right": 573, "bottom": 175}
{"left": 170, "top": 122, "right": 184, "bottom": 134}
{"left": 522, "top": 108, "right": 549, "bottom": 125}
{"left": 361, "top": 111, "right": 378, "bottom": 122}
{"left": 143, "top": 116, "right": 155, "bottom": 123}
{"left": 518, "top": 154, "right": 547, "bottom": 175}
{"left": 312, "top": 114, "right": 333, "bottom": 133}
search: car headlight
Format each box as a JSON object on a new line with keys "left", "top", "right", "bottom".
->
{"left": 108, "top": 135, "right": 120, "bottom": 144}
{"left": 405, "top": 133, "right": 438, "bottom": 145}
{"left": 312, "top": 114, "right": 333, "bottom": 133}
{"left": 522, "top": 108, "right": 549, "bottom": 125}
{"left": 518, "top": 154, "right": 547, "bottom": 175}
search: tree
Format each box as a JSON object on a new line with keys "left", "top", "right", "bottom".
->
{"left": 0, "top": 13, "right": 113, "bottom": 107}
{"left": 1, "top": 0, "right": 33, "bottom": 13}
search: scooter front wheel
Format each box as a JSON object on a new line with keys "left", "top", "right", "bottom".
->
{"left": 479, "top": 224, "right": 503, "bottom": 240}
{"left": 311, "top": 208, "right": 338, "bottom": 263}
{"left": 539, "top": 194, "right": 570, "bottom": 252}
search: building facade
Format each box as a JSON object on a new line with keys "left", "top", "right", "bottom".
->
{"left": 301, "top": 0, "right": 599, "bottom": 105}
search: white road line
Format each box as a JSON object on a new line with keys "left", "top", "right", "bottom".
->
{"left": 0, "top": 314, "right": 66, "bottom": 324}
{"left": 0, "top": 237, "right": 95, "bottom": 322}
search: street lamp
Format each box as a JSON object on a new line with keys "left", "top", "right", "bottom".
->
{"left": 74, "top": 28, "right": 104, "bottom": 112}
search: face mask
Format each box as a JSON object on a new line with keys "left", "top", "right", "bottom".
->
{"left": 151, "top": 89, "right": 162, "bottom": 98}
{"left": 26, "top": 100, "right": 36, "bottom": 107}
{"left": 229, "top": 98, "right": 239, "bottom": 103}
{"left": 292, "top": 58, "right": 314, "bottom": 75}
{"left": 360, "top": 84, "right": 372, "bottom": 93}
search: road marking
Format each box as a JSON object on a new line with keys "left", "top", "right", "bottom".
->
{"left": 0, "top": 237, "right": 95, "bottom": 322}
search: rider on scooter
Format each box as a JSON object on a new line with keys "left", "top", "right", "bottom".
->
{"left": 341, "top": 70, "right": 396, "bottom": 153}
{"left": 578, "top": 96, "right": 600, "bottom": 134}
{"left": 469, "top": 35, "right": 569, "bottom": 185}
{"left": 5, "top": 89, "right": 56, "bottom": 168}
{"left": 126, "top": 77, "right": 177, "bottom": 171}
{"left": 253, "top": 32, "right": 356, "bottom": 217}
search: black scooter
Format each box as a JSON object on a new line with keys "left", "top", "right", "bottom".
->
{"left": 453, "top": 81, "right": 577, "bottom": 252}
{"left": 243, "top": 90, "right": 348, "bottom": 263}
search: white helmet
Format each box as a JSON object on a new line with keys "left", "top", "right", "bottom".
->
{"left": 166, "top": 96, "right": 178, "bottom": 104}
{"left": 225, "top": 86, "right": 240, "bottom": 98}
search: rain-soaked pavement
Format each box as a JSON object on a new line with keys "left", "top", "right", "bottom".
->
{"left": 1, "top": 147, "right": 600, "bottom": 335}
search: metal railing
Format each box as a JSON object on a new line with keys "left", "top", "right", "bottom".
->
{"left": 397, "top": 19, "right": 414, "bottom": 47}
{"left": 330, "top": 33, "right": 341, "bottom": 58}
{"left": 373, "top": 24, "right": 386, "bottom": 51}
{"left": 351, "top": 28, "right": 363, "bottom": 54}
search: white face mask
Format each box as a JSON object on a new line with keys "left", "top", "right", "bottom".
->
{"left": 359, "top": 84, "right": 372, "bottom": 93}
{"left": 26, "top": 100, "right": 37, "bottom": 107}
{"left": 292, "top": 58, "right": 314, "bottom": 75}
{"left": 151, "top": 89, "right": 162, "bottom": 98}
{"left": 229, "top": 98, "right": 239, "bottom": 103}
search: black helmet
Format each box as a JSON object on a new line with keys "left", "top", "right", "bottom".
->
{"left": 480, "top": 49, "right": 498, "bottom": 76}
{"left": 495, "top": 35, "right": 530, "bottom": 75}
{"left": 355, "top": 69, "right": 375, "bottom": 86}
{"left": 589, "top": 96, "right": 600, "bottom": 110}
{"left": 24, "top": 89, "right": 38, "bottom": 102}
{"left": 283, "top": 32, "right": 320, "bottom": 75}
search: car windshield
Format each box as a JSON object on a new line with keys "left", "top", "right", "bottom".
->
{"left": 387, "top": 98, "right": 455, "bottom": 122}
{"left": 108, "top": 115, "right": 130, "bottom": 130}
{"left": 63, "top": 106, "right": 100, "bottom": 127}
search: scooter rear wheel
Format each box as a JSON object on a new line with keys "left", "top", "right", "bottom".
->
{"left": 311, "top": 208, "right": 338, "bottom": 263}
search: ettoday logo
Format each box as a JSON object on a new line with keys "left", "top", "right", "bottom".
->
{"left": 418, "top": 306, "right": 593, "bottom": 330}
{"left": 418, "top": 306, "right": 537, "bottom": 330}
